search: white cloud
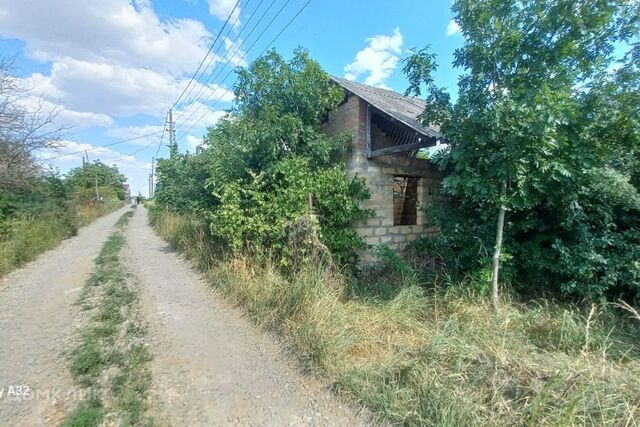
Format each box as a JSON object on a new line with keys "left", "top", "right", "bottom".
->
{"left": 0, "top": 0, "right": 243, "bottom": 130}
{"left": 209, "top": 0, "right": 241, "bottom": 28}
{"left": 39, "top": 140, "right": 152, "bottom": 196}
{"left": 0, "top": 0, "right": 212, "bottom": 75}
{"left": 15, "top": 95, "right": 114, "bottom": 129}
{"left": 344, "top": 27, "right": 404, "bottom": 87}
{"left": 19, "top": 58, "right": 235, "bottom": 120}
{"left": 186, "top": 135, "right": 205, "bottom": 150}
{"left": 224, "top": 37, "right": 248, "bottom": 67}
{"left": 446, "top": 20, "right": 461, "bottom": 36}
{"left": 54, "top": 108, "right": 115, "bottom": 128}
{"left": 175, "top": 102, "right": 229, "bottom": 134}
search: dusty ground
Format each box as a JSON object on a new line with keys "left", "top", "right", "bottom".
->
{"left": 125, "top": 206, "right": 367, "bottom": 426}
{"left": 0, "top": 207, "right": 129, "bottom": 426}
{"left": 0, "top": 205, "right": 367, "bottom": 426}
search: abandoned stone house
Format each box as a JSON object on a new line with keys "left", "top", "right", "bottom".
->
{"left": 323, "top": 76, "right": 445, "bottom": 261}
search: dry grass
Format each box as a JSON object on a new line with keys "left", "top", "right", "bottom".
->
{"left": 0, "top": 201, "right": 122, "bottom": 277}
{"left": 149, "top": 207, "right": 640, "bottom": 426}
{"left": 75, "top": 201, "right": 123, "bottom": 227}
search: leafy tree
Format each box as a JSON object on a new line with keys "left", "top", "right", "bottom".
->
{"left": 155, "top": 49, "right": 371, "bottom": 265}
{"left": 405, "top": 0, "right": 639, "bottom": 304}
{"left": 65, "top": 161, "right": 127, "bottom": 202}
{"left": 155, "top": 150, "right": 217, "bottom": 214}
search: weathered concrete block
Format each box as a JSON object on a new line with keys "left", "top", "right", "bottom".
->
{"left": 374, "top": 227, "right": 388, "bottom": 236}
{"left": 365, "top": 235, "right": 381, "bottom": 245}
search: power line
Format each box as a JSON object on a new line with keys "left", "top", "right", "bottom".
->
{"left": 171, "top": 0, "right": 241, "bottom": 110}
{"left": 128, "top": 116, "right": 168, "bottom": 157}
{"left": 174, "top": 0, "right": 251, "bottom": 115}
{"left": 175, "top": 0, "right": 268, "bottom": 121}
{"left": 153, "top": 111, "right": 170, "bottom": 158}
{"left": 256, "top": 0, "right": 311, "bottom": 58}
{"left": 53, "top": 1, "right": 239, "bottom": 164}
{"left": 177, "top": 0, "right": 286, "bottom": 126}
{"left": 44, "top": 130, "right": 164, "bottom": 160}
{"left": 176, "top": 0, "right": 296, "bottom": 137}
{"left": 177, "top": 0, "right": 311, "bottom": 140}
{"left": 128, "top": 139, "right": 158, "bottom": 156}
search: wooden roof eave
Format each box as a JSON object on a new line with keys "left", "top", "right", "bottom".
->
{"left": 365, "top": 103, "right": 441, "bottom": 159}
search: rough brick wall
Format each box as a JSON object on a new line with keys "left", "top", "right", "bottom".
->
{"left": 323, "top": 94, "right": 443, "bottom": 263}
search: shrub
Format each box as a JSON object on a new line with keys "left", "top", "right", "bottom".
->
{"left": 155, "top": 49, "right": 372, "bottom": 265}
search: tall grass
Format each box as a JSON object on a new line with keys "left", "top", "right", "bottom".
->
{"left": 0, "top": 201, "right": 122, "bottom": 277}
{"left": 149, "top": 206, "right": 640, "bottom": 426}
{"left": 75, "top": 200, "right": 123, "bottom": 227}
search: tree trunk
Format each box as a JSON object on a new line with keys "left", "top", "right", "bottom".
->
{"left": 491, "top": 182, "right": 507, "bottom": 312}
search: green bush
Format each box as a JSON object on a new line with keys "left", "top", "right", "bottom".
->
{"left": 209, "top": 156, "right": 371, "bottom": 265}
{"left": 155, "top": 49, "right": 372, "bottom": 265}
{"left": 0, "top": 213, "right": 71, "bottom": 275}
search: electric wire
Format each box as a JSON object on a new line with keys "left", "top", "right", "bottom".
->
{"left": 44, "top": 130, "right": 164, "bottom": 160}
{"left": 171, "top": 0, "right": 241, "bottom": 110}
{"left": 176, "top": 0, "right": 311, "bottom": 140}
{"left": 174, "top": 0, "right": 247, "bottom": 112}
{"left": 174, "top": 0, "right": 272, "bottom": 122}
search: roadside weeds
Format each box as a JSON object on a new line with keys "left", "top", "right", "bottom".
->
{"left": 148, "top": 205, "right": 640, "bottom": 427}
{"left": 64, "top": 207, "right": 153, "bottom": 427}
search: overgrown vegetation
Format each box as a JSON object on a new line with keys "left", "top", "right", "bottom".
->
{"left": 150, "top": 206, "right": 640, "bottom": 426}
{"left": 0, "top": 200, "right": 121, "bottom": 276}
{"left": 155, "top": 49, "right": 371, "bottom": 266}
{"left": 150, "top": 1, "right": 640, "bottom": 423}
{"left": 65, "top": 209, "right": 153, "bottom": 427}
{"left": 0, "top": 57, "right": 127, "bottom": 277}
{"left": 403, "top": 0, "right": 640, "bottom": 302}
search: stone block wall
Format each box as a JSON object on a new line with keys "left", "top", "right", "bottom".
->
{"left": 323, "top": 94, "right": 443, "bottom": 263}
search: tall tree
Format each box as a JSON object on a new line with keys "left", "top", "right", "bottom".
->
{"left": 155, "top": 49, "right": 371, "bottom": 265}
{"left": 405, "top": 0, "right": 639, "bottom": 306}
{"left": 0, "top": 57, "right": 64, "bottom": 191}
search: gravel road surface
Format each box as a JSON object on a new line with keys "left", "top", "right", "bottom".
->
{"left": 0, "top": 207, "right": 129, "bottom": 426}
{"left": 0, "top": 205, "right": 367, "bottom": 426}
{"left": 124, "top": 207, "right": 367, "bottom": 426}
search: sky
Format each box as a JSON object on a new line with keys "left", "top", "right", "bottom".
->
{"left": 0, "top": 0, "right": 464, "bottom": 197}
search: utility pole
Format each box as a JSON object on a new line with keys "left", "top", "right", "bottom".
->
{"left": 84, "top": 150, "right": 90, "bottom": 201}
{"left": 95, "top": 168, "right": 100, "bottom": 202}
{"left": 150, "top": 156, "right": 155, "bottom": 198}
{"left": 168, "top": 108, "right": 176, "bottom": 159}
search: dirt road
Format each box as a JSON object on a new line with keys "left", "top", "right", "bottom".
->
{"left": 125, "top": 205, "right": 364, "bottom": 426}
{"left": 0, "top": 207, "right": 129, "bottom": 426}
{"left": 0, "top": 206, "right": 366, "bottom": 426}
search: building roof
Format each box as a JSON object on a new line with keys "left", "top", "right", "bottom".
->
{"left": 330, "top": 76, "right": 442, "bottom": 141}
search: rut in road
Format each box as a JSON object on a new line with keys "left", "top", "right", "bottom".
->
{"left": 0, "top": 207, "right": 130, "bottom": 426}
{"left": 124, "top": 206, "right": 366, "bottom": 426}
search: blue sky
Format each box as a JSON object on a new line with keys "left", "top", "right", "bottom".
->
{"left": 0, "top": 0, "right": 463, "bottom": 196}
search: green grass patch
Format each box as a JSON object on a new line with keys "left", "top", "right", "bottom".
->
{"left": 65, "top": 210, "right": 153, "bottom": 426}
{"left": 63, "top": 397, "right": 104, "bottom": 427}
{"left": 149, "top": 206, "right": 640, "bottom": 426}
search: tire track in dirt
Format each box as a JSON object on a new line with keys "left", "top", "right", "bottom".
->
{"left": 124, "top": 206, "right": 368, "bottom": 426}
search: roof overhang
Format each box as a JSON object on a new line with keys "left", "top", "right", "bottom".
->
{"left": 329, "top": 76, "right": 443, "bottom": 158}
